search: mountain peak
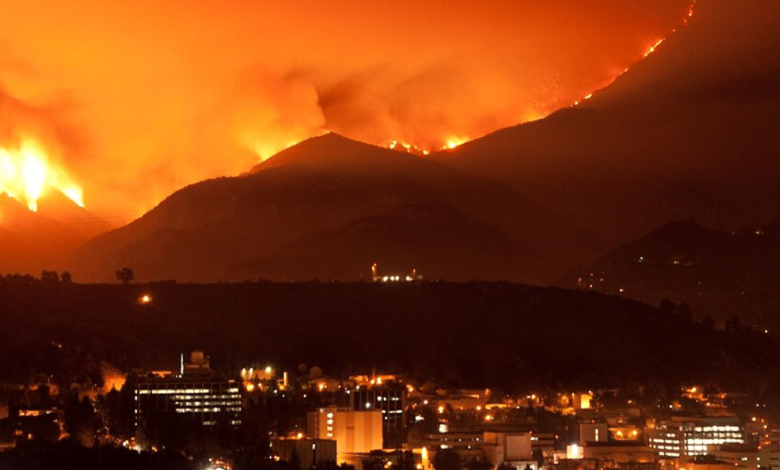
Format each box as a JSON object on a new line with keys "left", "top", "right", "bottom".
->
{"left": 250, "top": 132, "right": 394, "bottom": 174}
{"left": 656, "top": 216, "right": 704, "bottom": 233}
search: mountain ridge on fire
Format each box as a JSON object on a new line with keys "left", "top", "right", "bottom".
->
{"left": 71, "top": 133, "right": 602, "bottom": 283}
{"left": 436, "top": 0, "right": 780, "bottom": 245}
{"left": 55, "top": 0, "right": 780, "bottom": 283}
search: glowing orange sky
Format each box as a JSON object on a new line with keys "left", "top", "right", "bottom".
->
{"left": 0, "top": 0, "right": 691, "bottom": 223}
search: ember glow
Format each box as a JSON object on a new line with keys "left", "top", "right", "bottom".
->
{"left": 0, "top": 139, "right": 84, "bottom": 213}
{"left": 0, "top": 0, "right": 694, "bottom": 220}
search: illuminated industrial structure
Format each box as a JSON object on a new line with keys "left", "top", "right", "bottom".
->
{"left": 371, "top": 263, "right": 423, "bottom": 283}
{"left": 648, "top": 417, "right": 745, "bottom": 458}
{"left": 133, "top": 351, "right": 242, "bottom": 429}
{"left": 307, "top": 407, "right": 383, "bottom": 462}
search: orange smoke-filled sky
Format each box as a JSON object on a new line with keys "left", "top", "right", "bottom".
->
{"left": 0, "top": 0, "right": 690, "bottom": 222}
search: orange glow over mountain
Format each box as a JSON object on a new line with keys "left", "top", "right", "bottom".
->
{"left": 0, "top": 0, "right": 693, "bottom": 221}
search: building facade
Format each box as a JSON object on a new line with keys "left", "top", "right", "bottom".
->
{"left": 340, "top": 381, "right": 406, "bottom": 448}
{"left": 308, "top": 407, "right": 383, "bottom": 459}
{"left": 270, "top": 438, "right": 338, "bottom": 468}
{"left": 133, "top": 351, "right": 242, "bottom": 430}
{"left": 648, "top": 417, "right": 745, "bottom": 458}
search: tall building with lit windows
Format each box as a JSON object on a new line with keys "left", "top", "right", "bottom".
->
{"left": 308, "top": 407, "right": 383, "bottom": 459}
{"left": 647, "top": 417, "right": 745, "bottom": 458}
{"left": 133, "top": 351, "right": 242, "bottom": 429}
{"left": 338, "top": 380, "right": 406, "bottom": 448}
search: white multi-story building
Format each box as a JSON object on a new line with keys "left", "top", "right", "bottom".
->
{"left": 648, "top": 417, "right": 745, "bottom": 458}
{"left": 133, "top": 351, "right": 242, "bottom": 428}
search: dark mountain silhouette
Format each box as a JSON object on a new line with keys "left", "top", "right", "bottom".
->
{"left": 229, "top": 202, "right": 532, "bottom": 281}
{"left": 560, "top": 217, "right": 780, "bottom": 333}
{"left": 437, "top": 0, "right": 780, "bottom": 244}
{"left": 72, "top": 133, "right": 603, "bottom": 283}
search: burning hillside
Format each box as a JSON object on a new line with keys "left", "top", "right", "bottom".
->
{"left": 0, "top": 138, "right": 83, "bottom": 215}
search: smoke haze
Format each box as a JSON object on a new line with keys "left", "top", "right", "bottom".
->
{"left": 0, "top": 0, "right": 692, "bottom": 221}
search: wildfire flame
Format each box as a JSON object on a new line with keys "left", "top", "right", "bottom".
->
{"left": 380, "top": 3, "right": 697, "bottom": 157}
{"left": 384, "top": 139, "right": 429, "bottom": 156}
{"left": 445, "top": 137, "right": 469, "bottom": 150}
{"left": 381, "top": 1, "right": 696, "bottom": 157}
{"left": 0, "top": 139, "right": 84, "bottom": 214}
{"left": 571, "top": 0, "right": 696, "bottom": 108}
{"left": 384, "top": 136, "right": 470, "bottom": 155}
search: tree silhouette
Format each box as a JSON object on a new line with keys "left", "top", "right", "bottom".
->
{"left": 726, "top": 315, "right": 742, "bottom": 332}
{"left": 678, "top": 303, "right": 693, "bottom": 321}
{"left": 432, "top": 448, "right": 461, "bottom": 470}
{"left": 116, "top": 267, "right": 134, "bottom": 285}
{"left": 41, "top": 270, "right": 59, "bottom": 284}
{"left": 659, "top": 298, "right": 676, "bottom": 313}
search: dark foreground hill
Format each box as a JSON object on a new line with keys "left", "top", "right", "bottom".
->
{"left": 1, "top": 280, "right": 780, "bottom": 395}
{"left": 72, "top": 133, "right": 602, "bottom": 284}
{"left": 561, "top": 218, "right": 780, "bottom": 333}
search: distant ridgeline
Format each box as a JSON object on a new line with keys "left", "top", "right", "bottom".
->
{"left": 560, "top": 218, "right": 780, "bottom": 335}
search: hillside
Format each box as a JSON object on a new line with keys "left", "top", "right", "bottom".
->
{"left": 437, "top": 0, "right": 780, "bottom": 243}
{"left": 560, "top": 218, "right": 780, "bottom": 332}
{"left": 0, "top": 192, "right": 108, "bottom": 274}
{"left": 1, "top": 280, "right": 780, "bottom": 393}
{"left": 72, "top": 133, "right": 602, "bottom": 283}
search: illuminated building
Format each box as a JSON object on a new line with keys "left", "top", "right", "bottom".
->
{"left": 370, "top": 264, "right": 423, "bottom": 283}
{"left": 270, "top": 437, "right": 337, "bottom": 468}
{"left": 133, "top": 351, "right": 242, "bottom": 430}
{"left": 423, "top": 430, "right": 484, "bottom": 462}
{"left": 580, "top": 421, "right": 641, "bottom": 444}
{"left": 712, "top": 444, "right": 780, "bottom": 470}
{"left": 580, "top": 442, "right": 658, "bottom": 465}
{"left": 648, "top": 417, "right": 745, "bottom": 458}
{"left": 579, "top": 422, "right": 609, "bottom": 445}
{"left": 307, "top": 407, "right": 383, "bottom": 462}
{"left": 339, "top": 379, "right": 406, "bottom": 448}
{"left": 482, "top": 432, "right": 537, "bottom": 470}
{"left": 573, "top": 392, "right": 593, "bottom": 410}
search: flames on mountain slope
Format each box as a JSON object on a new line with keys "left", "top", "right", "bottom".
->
{"left": 0, "top": 0, "right": 700, "bottom": 221}
{"left": 0, "top": 138, "right": 84, "bottom": 216}
{"left": 0, "top": 1, "right": 695, "bottom": 220}
{"left": 382, "top": 1, "right": 697, "bottom": 154}
{"left": 572, "top": 0, "right": 697, "bottom": 108}
{"left": 384, "top": 134, "right": 472, "bottom": 155}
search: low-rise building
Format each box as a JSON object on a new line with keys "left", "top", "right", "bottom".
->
{"left": 482, "top": 431, "right": 537, "bottom": 470}
{"left": 270, "top": 437, "right": 337, "bottom": 468}
{"left": 581, "top": 442, "right": 658, "bottom": 465}
{"left": 713, "top": 444, "right": 780, "bottom": 470}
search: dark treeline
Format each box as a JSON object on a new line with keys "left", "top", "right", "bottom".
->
{"left": 1, "top": 279, "right": 780, "bottom": 394}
